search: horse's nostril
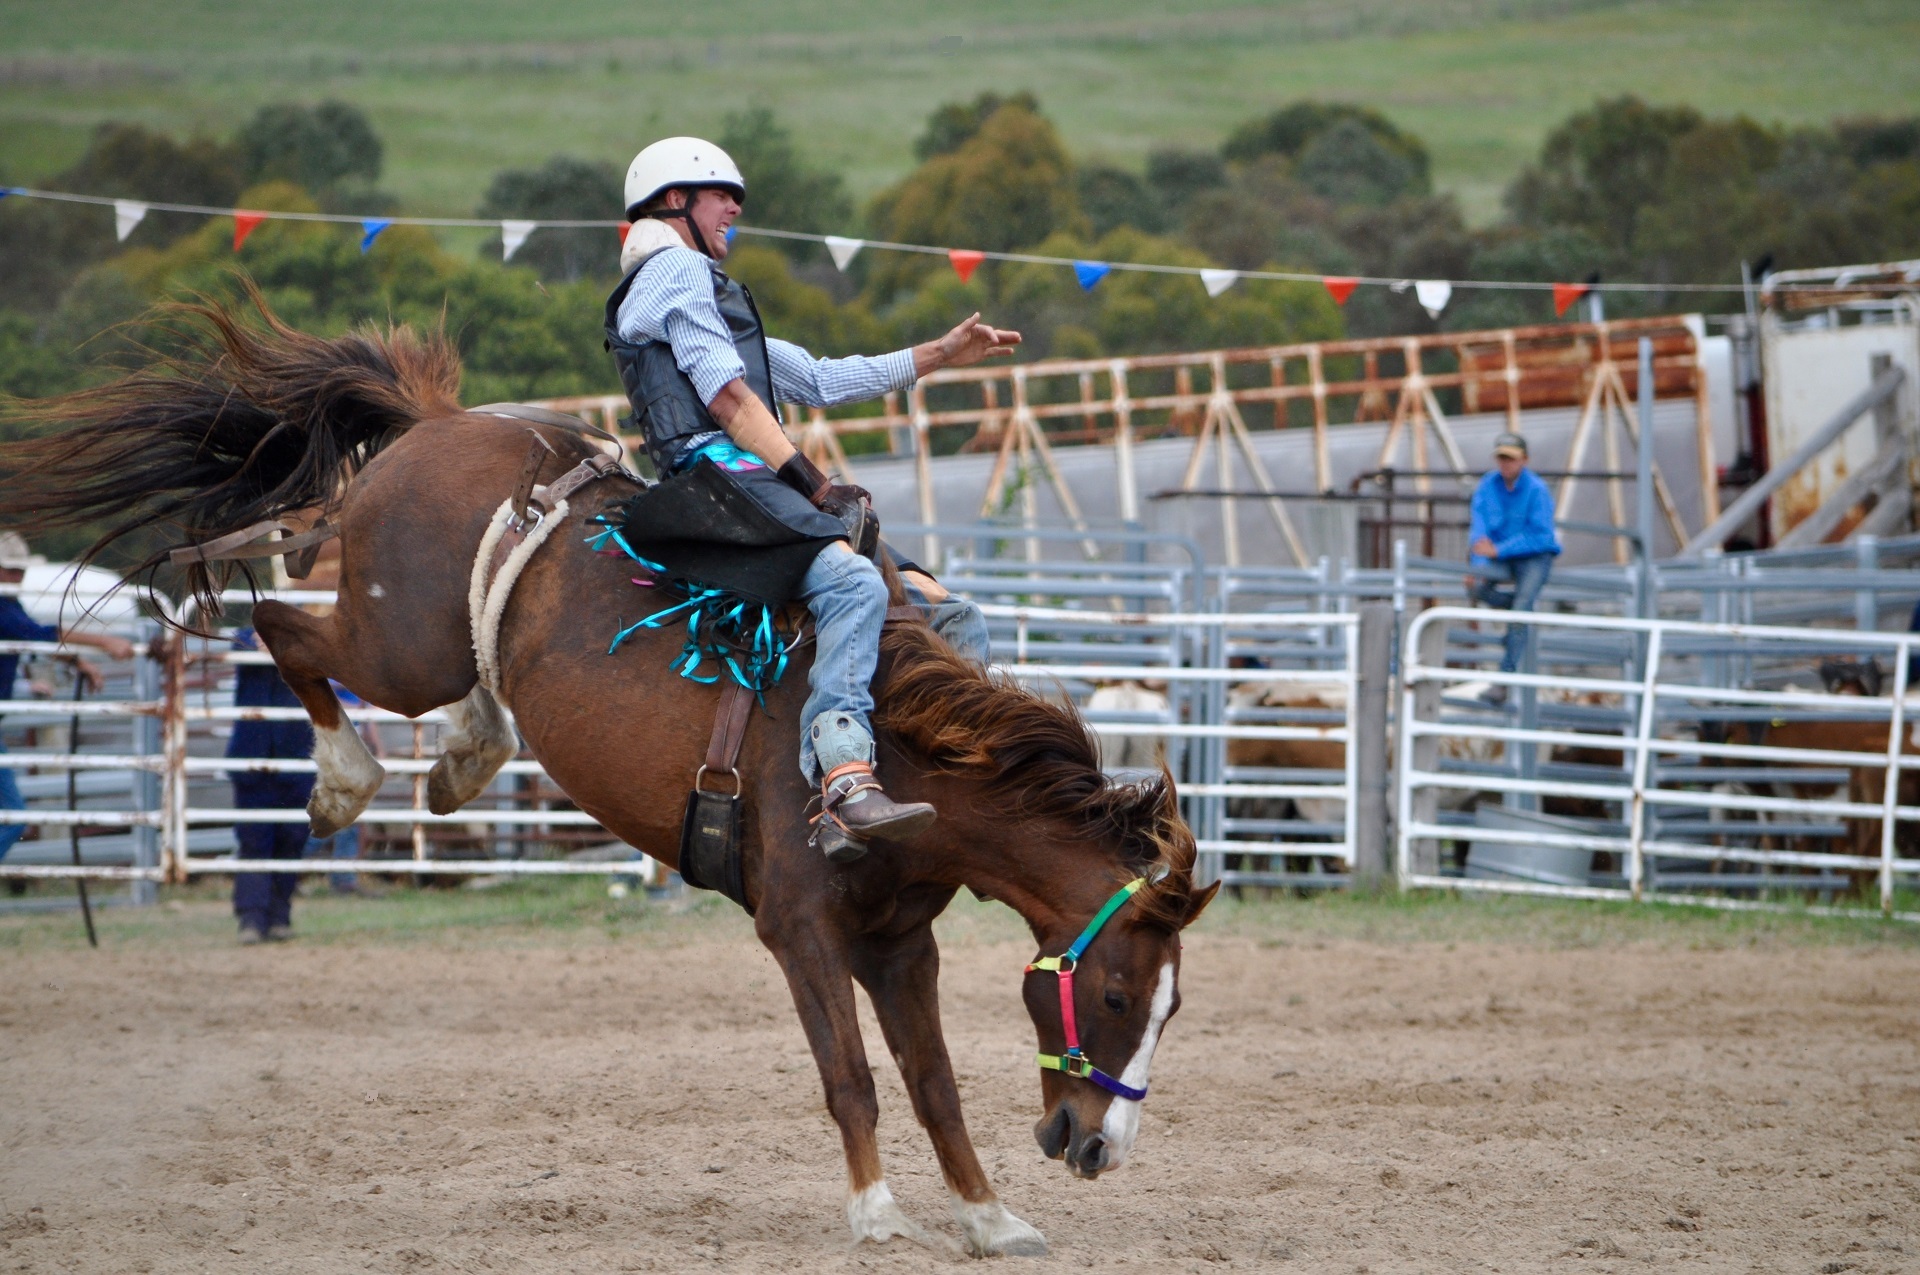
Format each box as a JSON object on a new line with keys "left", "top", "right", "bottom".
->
{"left": 1034, "top": 1106, "right": 1071, "bottom": 1159}
{"left": 1078, "top": 1134, "right": 1107, "bottom": 1174}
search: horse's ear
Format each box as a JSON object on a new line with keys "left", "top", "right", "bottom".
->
{"left": 1182, "top": 880, "right": 1221, "bottom": 928}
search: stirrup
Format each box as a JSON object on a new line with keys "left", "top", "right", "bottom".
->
{"left": 811, "top": 762, "right": 878, "bottom": 864}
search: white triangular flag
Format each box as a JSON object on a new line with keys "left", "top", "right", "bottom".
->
{"left": 500, "top": 220, "right": 537, "bottom": 262}
{"left": 824, "top": 236, "right": 864, "bottom": 271}
{"left": 1200, "top": 268, "right": 1239, "bottom": 298}
{"left": 1414, "top": 279, "right": 1452, "bottom": 318}
{"left": 113, "top": 199, "right": 148, "bottom": 242}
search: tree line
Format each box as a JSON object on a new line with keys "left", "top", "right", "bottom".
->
{"left": 3, "top": 93, "right": 1916, "bottom": 406}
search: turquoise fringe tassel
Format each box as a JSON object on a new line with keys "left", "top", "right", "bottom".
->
{"left": 588, "top": 519, "right": 791, "bottom": 697}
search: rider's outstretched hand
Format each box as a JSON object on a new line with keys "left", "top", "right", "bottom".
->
{"left": 915, "top": 314, "right": 1022, "bottom": 375}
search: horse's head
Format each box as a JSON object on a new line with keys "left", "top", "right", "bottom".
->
{"left": 869, "top": 631, "right": 1218, "bottom": 1176}
{"left": 1022, "top": 777, "right": 1217, "bottom": 1179}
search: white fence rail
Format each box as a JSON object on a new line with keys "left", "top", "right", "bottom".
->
{"left": 4, "top": 592, "right": 1359, "bottom": 891}
{"left": 1399, "top": 606, "right": 1920, "bottom": 917}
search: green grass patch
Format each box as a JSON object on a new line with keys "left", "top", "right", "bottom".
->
{"left": 3, "top": 0, "right": 1916, "bottom": 222}
{"left": 3, "top": 874, "right": 1916, "bottom": 953}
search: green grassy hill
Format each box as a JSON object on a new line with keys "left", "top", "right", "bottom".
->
{"left": 3, "top": 0, "right": 1918, "bottom": 224}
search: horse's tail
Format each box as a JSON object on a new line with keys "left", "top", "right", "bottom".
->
{"left": 0, "top": 280, "right": 463, "bottom": 612}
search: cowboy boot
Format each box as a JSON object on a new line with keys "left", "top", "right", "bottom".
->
{"left": 811, "top": 713, "right": 936, "bottom": 863}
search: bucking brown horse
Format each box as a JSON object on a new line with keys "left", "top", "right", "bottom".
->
{"left": 0, "top": 292, "right": 1215, "bottom": 1257}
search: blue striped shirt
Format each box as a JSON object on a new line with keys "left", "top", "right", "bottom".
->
{"left": 615, "top": 245, "right": 917, "bottom": 413}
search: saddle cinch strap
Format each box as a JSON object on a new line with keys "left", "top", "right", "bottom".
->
{"left": 677, "top": 604, "right": 934, "bottom": 910}
{"left": 1026, "top": 877, "right": 1151, "bottom": 1102}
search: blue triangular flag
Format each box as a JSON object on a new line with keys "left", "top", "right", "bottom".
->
{"left": 1074, "top": 260, "right": 1111, "bottom": 291}
{"left": 725, "top": 225, "right": 737, "bottom": 243}
{"left": 359, "top": 218, "right": 392, "bottom": 254}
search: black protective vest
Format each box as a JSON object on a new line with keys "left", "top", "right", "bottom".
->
{"left": 604, "top": 248, "right": 779, "bottom": 470}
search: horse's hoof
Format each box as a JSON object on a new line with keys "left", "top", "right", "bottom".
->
{"left": 846, "top": 1181, "right": 930, "bottom": 1247}
{"left": 952, "top": 1198, "right": 1048, "bottom": 1258}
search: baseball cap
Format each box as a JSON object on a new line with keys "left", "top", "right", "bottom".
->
{"left": 1492, "top": 432, "right": 1528, "bottom": 459}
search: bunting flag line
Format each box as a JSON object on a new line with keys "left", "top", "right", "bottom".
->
{"left": 1414, "top": 279, "right": 1452, "bottom": 318}
{"left": 1200, "top": 268, "right": 1239, "bottom": 298}
{"left": 617, "top": 222, "right": 632, "bottom": 245}
{"left": 824, "top": 235, "right": 864, "bottom": 271}
{"left": 948, "top": 248, "right": 985, "bottom": 284}
{"left": 0, "top": 184, "right": 1770, "bottom": 300}
{"left": 232, "top": 211, "right": 266, "bottom": 252}
{"left": 113, "top": 199, "right": 148, "bottom": 243}
{"left": 1074, "top": 260, "right": 1111, "bottom": 291}
{"left": 500, "top": 220, "right": 536, "bottom": 262}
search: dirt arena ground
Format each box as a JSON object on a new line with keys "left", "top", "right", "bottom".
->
{"left": 2, "top": 886, "right": 1918, "bottom": 1274}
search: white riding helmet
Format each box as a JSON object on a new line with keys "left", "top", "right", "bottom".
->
{"left": 0, "top": 531, "right": 31, "bottom": 571}
{"left": 623, "top": 137, "right": 745, "bottom": 220}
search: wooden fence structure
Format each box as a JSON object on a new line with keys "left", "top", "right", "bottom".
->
{"left": 540, "top": 313, "right": 1718, "bottom": 567}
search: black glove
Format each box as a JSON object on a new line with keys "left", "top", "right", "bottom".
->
{"left": 778, "top": 453, "right": 880, "bottom": 559}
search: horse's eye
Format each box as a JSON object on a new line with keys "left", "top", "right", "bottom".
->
{"left": 1104, "top": 992, "right": 1128, "bottom": 1015}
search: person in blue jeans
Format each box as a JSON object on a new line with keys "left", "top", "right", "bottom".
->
{"left": 0, "top": 532, "right": 136, "bottom": 861}
{"left": 1467, "top": 433, "right": 1562, "bottom": 703}
{"left": 227, "top": 626, "right": 315, "bottom": 942}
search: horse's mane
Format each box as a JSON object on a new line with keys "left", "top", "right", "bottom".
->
{"left": 876, "top": 621, "right": 1198, "bottom": 930}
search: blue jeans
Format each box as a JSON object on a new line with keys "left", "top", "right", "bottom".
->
{"left": 232, "top": 776, "right": 313, "bottom": 933}
{"left": 1470, "top": 553, "right": 1554, "bottom": 673}
{"left": 305, "top": 824, "right": 362, "bottom": 893}
{"left": 0, "top": 736, "right": 23, "bottom": 860}
{"left": 796, "top": 545, "right": 888, "bottom": 784}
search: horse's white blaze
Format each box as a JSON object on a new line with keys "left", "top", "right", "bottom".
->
{"left": 949, "top": 1192, "right": 1047, "bottom": 1257}
{"left": 846, "top": 1180, "right": 925, "bottom": 1246}
{"left": 1098, "top": 960, "right": 1175, "bottom": 1169}
{"left": 307, "top": 718, "right": 384, "bottom": 836}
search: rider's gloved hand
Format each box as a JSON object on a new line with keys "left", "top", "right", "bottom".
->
{"left": 778, "top": 452, "right": 880, "bottom": 558}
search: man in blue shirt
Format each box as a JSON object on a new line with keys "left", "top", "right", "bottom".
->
{"left": 1467, "top": 433, "right": 1561, "bottom": 701}
{"left": 607, "top": 137, "right": 1018, "bottom": 862}
{"left": 0, "top": 532, "right": 136, "bottom": 859}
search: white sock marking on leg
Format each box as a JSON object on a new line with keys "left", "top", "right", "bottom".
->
{"left": 308, "top": 718, "right": 384, "bottom": 834}
{"left": 948, "top": 1192, "right": 1047, "bottom": 1257}
{"left": 846, "top": 1180, "right": 926, "bottom": 1246}
{"left": 1098, "top": 960, "right": 1175, "bottom": 1169}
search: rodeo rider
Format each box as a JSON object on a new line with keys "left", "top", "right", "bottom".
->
{"left": 606, "top": 137, "right": 1017, "bottom": 857}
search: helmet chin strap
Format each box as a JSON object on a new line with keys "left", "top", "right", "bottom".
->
{"left": 643, "top": 190, "right": 719, "bottom": 260}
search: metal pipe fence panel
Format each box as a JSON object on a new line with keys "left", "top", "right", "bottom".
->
{"left": 1398, "top": 606, "right": 1920, "bottom": 918}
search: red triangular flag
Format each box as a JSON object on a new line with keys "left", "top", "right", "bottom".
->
{"left": 233, "top": 211, "right": 266, "bottom": 252}
{"left": 1322, "top": 276, "right": 1358, "bottom": 305}
{"left": 1553, "top": 281, "right": 1590, "bottom": 316}
{"left": 617, "top": 222, "right": 632, "bottom": 245}
{"left": 948, "top": 248, "right": 986, "bottom": 284}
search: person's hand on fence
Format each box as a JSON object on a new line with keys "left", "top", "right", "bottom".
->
{"left": 1471, "top": 537, "right": 1498, "bottom": 558}
{"left": 96, "top": 635, "right": 136, "bottom": 661}
{"left": 71, "top": 656, "right": 106, "bottom": 693}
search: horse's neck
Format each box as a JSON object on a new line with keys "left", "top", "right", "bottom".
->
{"left": 947, "top": 829, "right": 1132, "bottom": 951}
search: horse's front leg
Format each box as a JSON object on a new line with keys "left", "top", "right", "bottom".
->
{"left": 851, "top": 925, "right": 1048, "bottom": 1258}
{"left": 763, "top": 920, "right": 932, "bottom": 1248}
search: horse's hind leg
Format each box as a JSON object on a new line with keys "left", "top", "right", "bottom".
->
{"left": 253, "top": 601, "right": 386, "bottom": 838}
{"left": 426, "top": 684, "right": 517, "bottom": 814}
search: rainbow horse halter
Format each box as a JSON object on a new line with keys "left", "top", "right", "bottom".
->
{"left": 1026, "top": 877, "right": 1150, "bottom": 1102}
